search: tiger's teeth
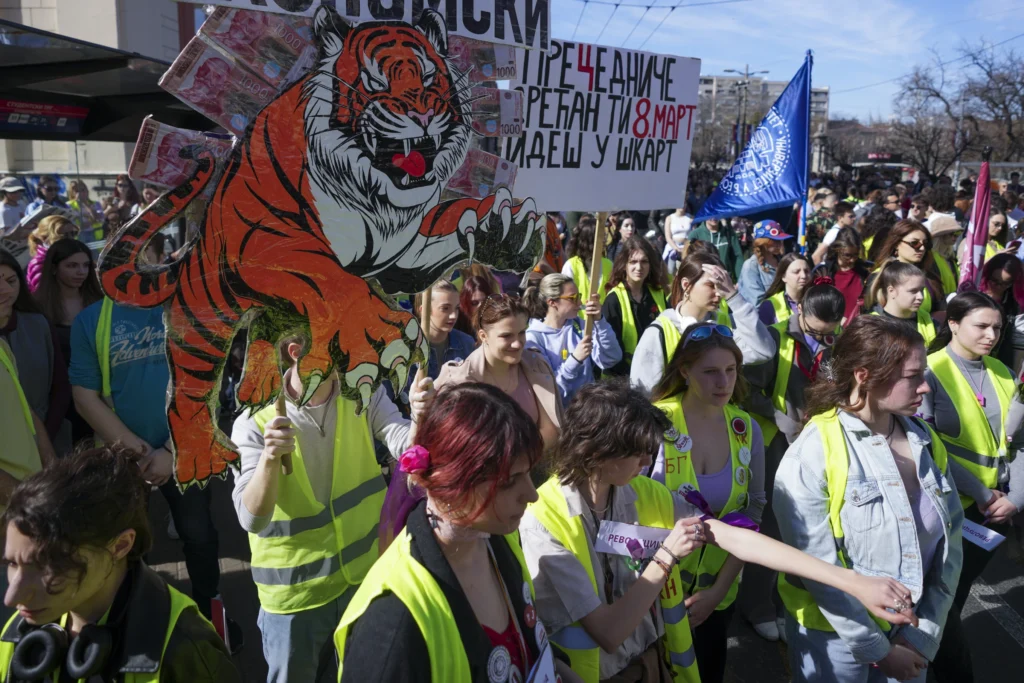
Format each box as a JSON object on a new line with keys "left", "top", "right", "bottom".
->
{"left": 432, "top": 135, "right": 442, "bottom": 150}
{"left": 403, "top": 138, "right": 411, "bottom": 156}
{"left": 402, "top": 174, "right": 410, "bottom": 186}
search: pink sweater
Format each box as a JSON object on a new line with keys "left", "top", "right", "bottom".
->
{"left": 26, "top": 242, "right": 48, "bottom": 293}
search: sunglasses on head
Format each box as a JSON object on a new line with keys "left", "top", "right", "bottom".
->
{"left": 681, "top": 323, "right": 733, "bottom": 349}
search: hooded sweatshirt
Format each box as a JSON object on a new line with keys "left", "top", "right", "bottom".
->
{"left": 526, "top": 316, "right": 622, "bottom": 405}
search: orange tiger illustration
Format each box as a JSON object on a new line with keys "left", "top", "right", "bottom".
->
{"left": 98, "top": 7, "right": 542, "bottom": 487}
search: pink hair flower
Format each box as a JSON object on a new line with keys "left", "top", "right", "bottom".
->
{"left": 399, "top": 445, "right": 431, "bottom": 474}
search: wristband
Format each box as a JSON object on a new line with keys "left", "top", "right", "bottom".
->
{"left": 658, "top": 543, "right": 682, "bottom": 564}
{"left": 650, "top": 554, "right": 673, "bottom": 577}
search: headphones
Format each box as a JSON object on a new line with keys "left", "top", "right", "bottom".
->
{"left": 10, "top": 619, "right": 113, "bottom": 681}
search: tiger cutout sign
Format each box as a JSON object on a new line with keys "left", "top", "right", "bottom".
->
{"left": 98, "top": 5, "right": 544, "bottom": 488}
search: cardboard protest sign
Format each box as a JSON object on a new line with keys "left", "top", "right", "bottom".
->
{"left": 501, "top": 39, "right": 701, "bottom": 211}
{"left": 189, "top": 0, "right": 550, "bottom": 50}
{"left": 99, "top": 5, "right": 543, "bottom": 488}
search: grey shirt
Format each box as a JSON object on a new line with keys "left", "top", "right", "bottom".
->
{"left": 230, "top": 380, "right": 411, "bottom": 534}
{"left": 920, "top": 347, "right": 1024, "bottom": 510}
{"left": 520, "top": 483, "right": 694, "bottom": 680}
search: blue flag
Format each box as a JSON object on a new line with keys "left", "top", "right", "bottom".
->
{"left": 694, "top": 52, "right": 812, "bottom": 225}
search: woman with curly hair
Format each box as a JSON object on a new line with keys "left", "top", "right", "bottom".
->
{"left": 0, "top": 445, "right": 239, "bottom": 681}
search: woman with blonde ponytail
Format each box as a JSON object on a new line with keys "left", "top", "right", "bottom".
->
{"left": 866, "top": 260, "right": 937, "bottom": 346}
{"left": 524, "top": 273, "right": 622, "bottom": 404}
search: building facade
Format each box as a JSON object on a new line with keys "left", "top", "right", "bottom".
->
{"left": 698, "top": 73, "right": 830, "bottom": 131}
{"left": 0, "top": 0, "right": 205, "bottom": 181}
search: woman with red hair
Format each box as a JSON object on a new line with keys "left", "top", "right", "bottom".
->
{"left": 334, "top": 383, "right": 579, "bottom": 682}
{"left": 455, "top": 274, "right": 494, "bottom": 338}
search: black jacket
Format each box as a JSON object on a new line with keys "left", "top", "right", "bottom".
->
{"left": 0, "top": 562, "right": 239, "bottom": 683}
{"left": 337, "top": 503, "right": 545, "bottom": 683}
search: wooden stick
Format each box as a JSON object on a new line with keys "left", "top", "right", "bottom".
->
{"left": 274, "top": 392, "right": 293, "bottom": 475}
{"left": 414, "top": 285, "right": 432, "bottom": 385}
{"left": 584, "top": 214, "right": 607, "bottom": 337}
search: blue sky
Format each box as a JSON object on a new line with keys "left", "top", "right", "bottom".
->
{"left": 551, "top": 0, "right": 1024, "bottom": 120}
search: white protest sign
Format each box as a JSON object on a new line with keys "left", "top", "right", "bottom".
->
{"left": 962, "top": 518, "right": 1006, "bottom": 551}
{"left": 188, "top": 0, "right": 550, "bottom": 50}
{"left": 595, "top": 520, "right": 670, "bottom": 560}
{"left": 501, "top": 39, "right": 700, "bottom": 211}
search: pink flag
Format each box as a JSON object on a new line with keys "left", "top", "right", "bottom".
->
{"left": 959, "top": 160, "right": 991, "bottom": 291}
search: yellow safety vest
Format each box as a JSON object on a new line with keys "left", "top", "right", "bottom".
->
{"left": 750, "top": 320, "right": 793, "bottom": 446}
{"left": 249, "top": 399, "right": 385, "bottom": 614}
{"left": 934, "top": 254, "right": 957, "bottom": 297}
{"left": 777, "top": 411, "right": 948, "bottom": 633}
{"left": 0, "top": 582, "right": 195, "bottom": 683}
{"left": 611, "top": 283, "right": 667, "bottom": 359}
{"left": 869, "top": 309, "right": 936, "bottom": 346}
{"left": 0, "top": 341, "right": 34, "bottom": 437}
{"left": 862, "top": 234, "right": 874, "bottom": 259}
{"left": 334, "top": 528, "right": 533, "bottom": 683}
{"left": 927, "top": 349, "right": 1014, "bottom": 510}
{"left": 651, "top": 304, "right": 733, "bottom": 368}
{"left": 528, "top": 478, "right": 698, "bottom": 683}
{"left": 767, "top": 291, "right": 793, "bottom": 324}
{"left": 986, "top": 242, "right": 998, "bottom": 263}
{"left": 568, "top": 256, "right": 613, "bottom": 308}
{"left": 653, "top": 397, "right": 751, "bottom": 609}
{"left": 717, "top": 300, "right": 732, "bottom": 327}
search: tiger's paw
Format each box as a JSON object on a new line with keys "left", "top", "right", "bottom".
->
{"left": 342, "top": 317, "right": 425, "bottom": 412}
{"left": 237, "top": 340, "right": 281, "bottom": 410}
{"left": 466, "top": 188, "right": 542, "bottom": 272}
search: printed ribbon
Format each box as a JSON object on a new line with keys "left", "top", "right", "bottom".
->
{"left": 684, "top": 490, "right": 760, "bottom": 533}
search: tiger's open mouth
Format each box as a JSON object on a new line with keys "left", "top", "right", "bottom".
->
{"left": 362, "top": 131, "right": 443, "bottom": 190}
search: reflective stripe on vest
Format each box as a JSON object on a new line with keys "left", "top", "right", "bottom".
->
{"left": 528, "top": 478, "right": 698, "bottom": 683}
{"left": 611, "top": 283, "right": 666, "bottom": 358}
{"left": 653, "top": 397, "right": 750, "bottom": 610}
{"left": 934, "top": 254, "right": 957, "bottom": 296}
{"left": 777, "top": 411, "right": 948, "bottom": 632}
{"left": 0, "top": 582, "right": 195, "bottom": 683}
{"left": 568, "top": 256, "right": 613, "bottom": 307}
{"left": 927, "top": 349, "right": 1014, "bottom": 509}
{"left": 335, "top": 528, "right": 533, "bottom": 683}
{"left": 97, "top": 297, "right": 114, "bottom": 403}
{"left": 250, "top": 399, "right": 385, "bottom": 614}
{"left": 767, "top": 292, "right": 792, "bottom": 324}
{"left": 0, "top": 342, "right": 34, "bottom": 436}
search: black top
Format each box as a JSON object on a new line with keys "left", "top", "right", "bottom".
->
{"left": 337, "top": 503, "right": 544, "bottom": 683}
{"left": 0, "top": 562, "right": 238, "bottom": 683}
{"left": 602, "top": 285, "right": 664, "bottom": 375}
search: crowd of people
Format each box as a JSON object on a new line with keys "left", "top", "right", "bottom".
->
{"left": 0, "top": 166, "right": 1023, "bottom": 683}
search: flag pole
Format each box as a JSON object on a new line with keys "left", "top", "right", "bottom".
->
{"left": 798, "top": 51, "right": 813, "bottom": 256}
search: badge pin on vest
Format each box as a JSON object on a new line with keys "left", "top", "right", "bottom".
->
{"left": 735, "top": 467, "right": 748, "bottom": 487}
{"left": 522, "top": 582, "right": 532, "bottom": 606}
{"left": 524, "top": 605, "right": 537, "bottom": 629}
{"left": 674, "top": 434, "right": 693, "bottom": 452}
{"left": 665, "top": 427, "right": 680, "bottom": 442}
{"left": 535, "top": 621, "right": 548, "bottom": 652}
{"left": 488, "top": 645, "right": 512, "bottom": 683}
{"left": 738, "top": 446, "right": 751, "bottom": 466}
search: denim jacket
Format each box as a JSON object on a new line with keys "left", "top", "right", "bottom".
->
{"left": 774, "top": 411, "right": 964, "bottom": 663}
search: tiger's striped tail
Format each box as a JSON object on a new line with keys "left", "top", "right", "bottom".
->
{"left": 98, "top": 150, "right": 216, "bottom": 308}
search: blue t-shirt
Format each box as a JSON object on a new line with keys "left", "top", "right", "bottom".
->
{"left": 69, "top": 300, "right": 170, "bottom": 449}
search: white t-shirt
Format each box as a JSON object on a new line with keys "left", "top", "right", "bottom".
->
{"left": 668, "top": 213, "right": 692, "bottom": 242}
{"left": 822, "top": 225, "right": 843, "bottom": 246}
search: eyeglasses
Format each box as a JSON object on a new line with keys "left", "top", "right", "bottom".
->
{"left": 991, "top": 221, "right": 1007, "bottom": 228}
{"left": 911, "top": 204, "right": 927, "bottom": 211}
{"left": 681, "top": 323, "right": 733, "bottom": 349}
{"left": 901, "top": 240, "right": 927, "bottom": 252}
{"left": 801, "top": 316, "right": 840, "bottom": 343}
{"left": 556, "top": 293, "right": 581, "bottom": 303}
